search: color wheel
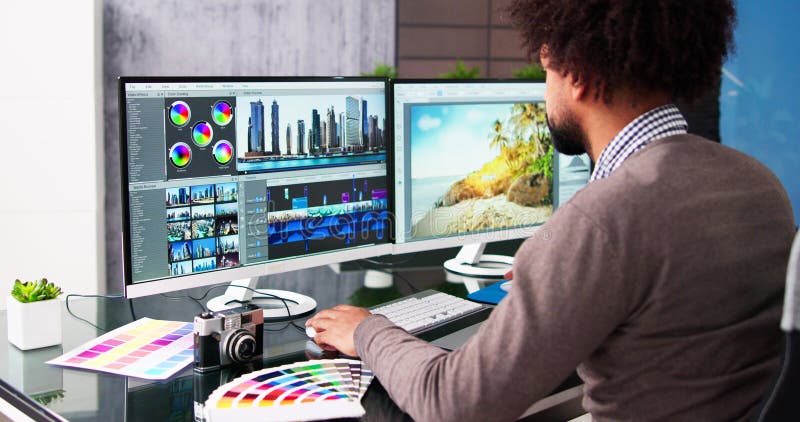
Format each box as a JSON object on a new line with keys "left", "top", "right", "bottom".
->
{"left": 204, "top": 359, "right": 372, "bottom": 422}
{"left": 169, "top": 101, "right": 191, "bottom": 127}
{"left": 193, "top": 121, "right": 214, "bottom": 147}
{"left": 169, "top": 142, "right": 192, "bottom": 168}
{"left": 213, "top": 101, "right": 233, "bottom": 126}
{"left": 213, "top": 140, "right": 234, "bottom": 165}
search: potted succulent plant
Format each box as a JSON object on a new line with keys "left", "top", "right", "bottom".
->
{"left": 7, "top": 278, "right": 63, "bottom": 350}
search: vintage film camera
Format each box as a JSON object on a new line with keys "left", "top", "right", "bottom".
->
{"left": 193, "top": 304, "right": 264, "bottom": 372}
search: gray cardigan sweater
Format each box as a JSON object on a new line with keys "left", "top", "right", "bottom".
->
{"left": 354, "top": 135, "right": 796, "bottom": 421}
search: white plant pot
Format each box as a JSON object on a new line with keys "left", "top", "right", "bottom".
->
{"left": 6, "top": 296, "right": 62, "bottom": 350}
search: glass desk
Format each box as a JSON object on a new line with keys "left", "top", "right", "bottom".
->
{"left": 0, "top": 266, "right": 582, "bottom": 421}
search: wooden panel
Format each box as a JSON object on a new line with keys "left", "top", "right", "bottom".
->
{"left": 398, "top": 59, "right": 488, "bottom": 78}
{"left": 398, "top": 27, "right": 488, "bottom": 58}
{"left": 491, "top": 28, "right": 526, "bottom": 59}
{"left": 399, "top": 0, "right": 489, "bottom": 25}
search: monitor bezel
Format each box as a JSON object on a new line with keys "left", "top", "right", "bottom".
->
{"left": 388, "top": 78, "right": 547, "bottom": 255}
{"left": 118, "top": 76, "right": 393, "bottom": 298}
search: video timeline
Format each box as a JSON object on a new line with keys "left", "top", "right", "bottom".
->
{"left": 264, "top": 176, "right": 389, "bottom": 260}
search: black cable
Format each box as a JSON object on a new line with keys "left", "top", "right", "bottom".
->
{"left": 263, "top": 322, "right": 293, "bottom": 332}
{"left": 129, "top": 298, "right": 136, "bottom": 321}
{"left": 262, "top": 318, "right": 310, "bottom": 334}
{"left": 189, "top": 285, "right": 296, "bottom": 322}
{"left": 67, "top": 286, "right": 301, "bottom": 332}
{"left": 159, "top": 293, "right": 205, "bottom": 312}
{"left": 65, "top": 294, "right": 125, "bottom": 333}
{"left": 390, "top": 271, "right": 421, "bottom": 293}
{"left": 291, "top": 321, "right": 308, "bottom": 334}
{"left": 353, "top": 260, "right": 421, "bottom": 292}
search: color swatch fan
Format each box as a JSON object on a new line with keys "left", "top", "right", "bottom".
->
{"left": 204, "top": 359, "right": 374, "bottom": 422}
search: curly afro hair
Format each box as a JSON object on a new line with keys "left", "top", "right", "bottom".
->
{"left": 506, "top": 0, "right": 736, "bottom": 103}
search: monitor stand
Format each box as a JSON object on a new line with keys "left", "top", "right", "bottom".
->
{"left": 206, "top": 277, "right": 317, "bottom": 322}
{"left": 443, "top": 243, "right": 513, "bottom": 278}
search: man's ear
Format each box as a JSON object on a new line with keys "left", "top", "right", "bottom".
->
{"left": 570, "top": 75, "right": 587, "bottom": 101}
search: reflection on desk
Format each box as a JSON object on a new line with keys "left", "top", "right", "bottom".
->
{"left": 0, "top": 267, "right": 582, "bottom": 421}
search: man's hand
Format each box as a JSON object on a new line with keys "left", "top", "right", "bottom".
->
{"left": 305, "top": 305, "right": 371, "bottom": 357}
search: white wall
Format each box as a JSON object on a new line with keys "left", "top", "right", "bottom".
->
{"left": 0, "top": 1, "right": 105, "bottom": 306}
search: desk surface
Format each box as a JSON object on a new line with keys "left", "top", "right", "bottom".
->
{"left": 0, "top": 267, "right": 581, "bottom": 421}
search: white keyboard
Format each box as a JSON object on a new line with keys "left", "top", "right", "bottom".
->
{"left": 371, "top": 291, "right": 487, "bottom": 334}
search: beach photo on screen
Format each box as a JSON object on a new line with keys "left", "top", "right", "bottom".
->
{"left": 409, "top": 102, "right": 554, "bottom": 240}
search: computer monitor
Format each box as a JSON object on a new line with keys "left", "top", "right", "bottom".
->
{"left": 119, "top": 77, "right": 392, "bottom": 315}
{"left": 391, "top": 80, "right": 591, "bottom": 277}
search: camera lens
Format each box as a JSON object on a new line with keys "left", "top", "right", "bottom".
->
{"left": 226, "top": 329, "right": 258, "bottom": 364}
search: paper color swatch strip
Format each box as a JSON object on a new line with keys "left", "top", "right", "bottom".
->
{"left": 204, "top": 359, "right": 373, "bottom": 422}
{"left": 47, "top": 318, "right": 194, "bottom": 380}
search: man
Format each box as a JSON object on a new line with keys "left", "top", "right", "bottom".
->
{"left": 307, "top": 1, "right": 797, "bottom": 420}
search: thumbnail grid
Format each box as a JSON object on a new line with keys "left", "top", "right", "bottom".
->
{"left": 165, "top": 183, "right": 240, "bottom": 276}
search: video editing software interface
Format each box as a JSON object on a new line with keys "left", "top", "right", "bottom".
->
{"left": 393, "top": 82, "right": 591, "bottom": 244}
{"left": 122, "top": 79, "right": 389, "bottom": 284}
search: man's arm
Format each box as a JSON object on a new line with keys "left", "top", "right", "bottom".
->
{"left": 311, "top": 203, "right": 640, "bottom": 421}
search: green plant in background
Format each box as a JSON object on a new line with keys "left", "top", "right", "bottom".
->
{"left": 439, "top": 60, "right": 481, "bottom": 79}
{"left": 11, "top": 278, "right": 63, "bottom": 303}
{"left": 360, "top": 62, "right": 398, "bottom": 79}
{"left": 512, "top": 64, "right": 546, "bottom": 80}
{"left": 31, "top": 390, "right": 65, "bottom": 406}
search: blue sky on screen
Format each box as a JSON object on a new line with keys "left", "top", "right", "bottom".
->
{"left": 410, "top": 103, "right": 516, "bottom": 179}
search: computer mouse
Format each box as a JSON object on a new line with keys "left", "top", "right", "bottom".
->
{"left": 305, "top": 326, "right": 317, "bottom": 338}
{"left": 500, "top": 281, "right": 512, "bottom": 292}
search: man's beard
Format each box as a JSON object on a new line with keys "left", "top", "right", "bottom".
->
{"left": 546, "top": 110, "right": 587, "bottom": 156}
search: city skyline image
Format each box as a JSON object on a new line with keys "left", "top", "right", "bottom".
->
{"left": 234, "top": 93, "right": 387, "bottom": 173}
{"left": 164, "top": 181, "right": 241, "bottom": 278}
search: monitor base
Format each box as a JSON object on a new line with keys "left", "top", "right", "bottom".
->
{"left": 443, "top": 243, "right": 513, "bottom": 278}
{"left": 443, "top": 255, "right": 514, "bottom": 278}
{"left": 206, "top": 278, "right": 317, "bottom": 322}
{"left": 363, "top": 269, "right": 394, "bottom": 289}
